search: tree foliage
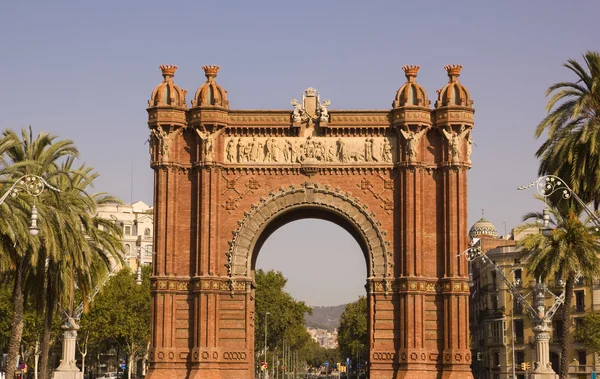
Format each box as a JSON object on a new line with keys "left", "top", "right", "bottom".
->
{"left": 535, "top": 51, "right": 600, "bottom": 208}
{"left": 576, "top": 312, "right": 600, "bottom": 353}
{"left": 337, "top": 297, "right": 368, "bottom": 365}
{"left": 80, "top": 266, "right": 151, "bottom": 379}
{"left": 254, "top": 269, "right": 312, "bottom": 352}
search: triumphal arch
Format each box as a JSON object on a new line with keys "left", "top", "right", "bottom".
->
{"left": 145, "top": 63, "right": 475, "bottom": 379}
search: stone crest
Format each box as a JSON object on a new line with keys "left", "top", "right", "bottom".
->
{"left": 291, "top": 87, "right": 330, "bottom": 126}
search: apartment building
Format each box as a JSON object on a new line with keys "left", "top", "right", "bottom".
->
{"left": 96, "top": 200, "right": 154, "bottom": 271}
{"left": 469, "top": 217, "right": 600, "bottom": 379}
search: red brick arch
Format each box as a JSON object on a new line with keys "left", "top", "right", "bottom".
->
{"left": 146, "top": 65, "right": 474, "bottom": 379}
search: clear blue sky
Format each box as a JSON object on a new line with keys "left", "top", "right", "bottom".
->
{"left": 1, "top": 1, "right": 598, "bottom": 306}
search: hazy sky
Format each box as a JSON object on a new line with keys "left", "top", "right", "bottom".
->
{"left": 1, "top": 1, "right": 598, "bottom": 306}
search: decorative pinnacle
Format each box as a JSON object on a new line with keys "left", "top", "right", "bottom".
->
{"left": 444, "top": 64, "right": 463, "bottom": 81}
{"left": 159, "top": 65, "right": 177, "bottom": 80}
{"left": 402, "top": 65, "right": 420, "bottom": 81}
{"left": 202, "top": 65, "right": 220, "bottom": 79}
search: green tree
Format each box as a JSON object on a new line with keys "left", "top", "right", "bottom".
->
{"left": 0, "top": 127, "right": 76, "bottom": 379}
{"left": 535, "top": 51, "right": 600, "bottom": 208}
{"left": 576, "top": 312, "right": 600, "bottom": 353}
{"left": 519, "top": 205, "right": 600, "bottom": 379}
{"left": 36, "top": 158, "right": 124, "bottom": 379}
{"left": 82, "top": 266, "right": 151, "bottom": 379}
{"left": 337, "top": 297, "right": 368, "bottom": 374}
{"left": 254, "top": 269, "right": 315, "bottom": 372}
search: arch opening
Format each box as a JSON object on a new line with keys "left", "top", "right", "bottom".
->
{"left": 251, "top": 207, "right": 370, "bottom": 278}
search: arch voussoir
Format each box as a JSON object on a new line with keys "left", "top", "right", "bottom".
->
{"left": 226, "top": 182, "right": 390, "bottom": 279}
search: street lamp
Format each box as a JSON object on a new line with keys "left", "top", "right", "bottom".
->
{"left": 135, "top": 235, "right": 143, "bottom": 285}
{"left": 0, "top": 174, "right": 60, "bottom": 235}
{"left": 264, "top": 311, "right": 270, "bottom": 379}
{"left": 518, "top": 174, "right": 600, "bottom": 229}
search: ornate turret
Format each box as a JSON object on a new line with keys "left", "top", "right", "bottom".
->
{"left": 192, "top": 65, "right": 230, "bottom": 109}
{"left": 393, "top": 65, "right": 430, "bottom": 108}
{"left": 147, "top": 65, "right": 189, "bottom": 166}
{"left": 189, "top": 65, "right": 230, "bottom": 130}
{"left": 435, "top": 65, "right": 473, "bottom": 109}
{"left": 432, "top": 65, "right": 475, "bottom": 164}
{"left": 391, "top": 65, "right": 432, "bottom": 162}
{"left": 148, "top": 65, "right": 188, "bottom": 108}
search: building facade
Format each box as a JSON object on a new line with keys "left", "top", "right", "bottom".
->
{"left": 469, "top": 218, "right": 600, "bottom": 379}
{"left": 96, "top": 200, "right": 154, "bottom": 271}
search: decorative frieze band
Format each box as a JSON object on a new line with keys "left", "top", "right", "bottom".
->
{"left": 150, "top": 277, "right": 252, "bottom": 294}
{"left": 369, "top": 278, "right": 470, "bottom": 294}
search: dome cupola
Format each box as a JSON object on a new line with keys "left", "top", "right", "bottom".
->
{"left": 435, "top": 65, "right": 473, "bottom": 108}
{"left": 148, "top": 65, "right": 187, "bottom": 108}
{"left": 469, "top": 217, "right": 499, "bottom": 239}
{"left": 192, "top": 65, "right": 229, "bottom": 109}
{"left": 393, "top": 65, "right": 430, "bottom": 108}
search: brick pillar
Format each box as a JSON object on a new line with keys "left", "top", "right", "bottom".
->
{"left": 440, "top": 164, "right": 472, "bottom": 379}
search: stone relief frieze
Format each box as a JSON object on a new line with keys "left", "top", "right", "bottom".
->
{"left": 224, "top": 136, "right": 395, "bottom": 165}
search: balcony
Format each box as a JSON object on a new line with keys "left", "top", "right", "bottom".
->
{"left": 550, "top": 336, "right": 563, "bottom": 344}
{"left": 568, "top": 365, "right": 594, "bottom": 374}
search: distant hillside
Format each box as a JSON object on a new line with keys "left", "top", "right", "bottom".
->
{"left": 304, "top": 304, "right": 346, "bottom": 331}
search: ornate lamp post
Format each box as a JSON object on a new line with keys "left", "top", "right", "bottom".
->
{"left": 0, "top": 174, "right": 60, "bottom": 235}
{"left": 463, "top": 175, "right": 599, "bottom": 379}
{"left": 135, "top": 235, "right": 143, "bottom": 285}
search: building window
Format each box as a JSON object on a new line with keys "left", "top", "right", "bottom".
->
{"left": 575, "top": 290, "right": 585, "bottom": 312}
{"left": 514, "top": 320, "right": 524, "bottom": 344}
{"left": 492, "top": 351, "right": 500, "bottom": 367}
{"left": 145, "top": 245, "right": 153, "bottom": 256}
{"left": 578, "top": 350, "right": 587, "bottom": 371}
{"left": 144, "top": 228, "right": 151, "bottom": 237}
{"left": 124, "top": 225, "right": 131, "bottom": 235}
{"left": 491, "top": 295, "right": 498, "bottom": 310}
{"left": 514, "top": 269, "right": 522, "bottom": 287}
{"left": 516, "top": 350, "right": 524, "bottom": 366}
{"left": 514, "top": 297, "right": 523, "bottom": 315}
{"left": 490, "top": 321, "right": 504, "bottom": 345}
{"left": 552, "top": 320, "right": 563, "bottom": 343}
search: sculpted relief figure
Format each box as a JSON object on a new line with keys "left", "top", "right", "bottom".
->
{"left": 442, "top": 126, "right": 470, "bottom": 162}
{"left": 400, "top": 126, "right": 428, "bottom": 161}
{"left": 319, "top": 99, "right": 330, "bottom": 123}
{"left": 151, "top": 125, "right": 173, "bottom": 161}
{"left": 364, "top": 138, "right": 378, "bottom": 162}
{"left": 291, "top": 99, "right": 303, "bottom": 124}
{"left": 463, "top": 126, "right": 474, "bottom": 163}
{"left": 196, "top": 130, "right": 215, "bottom": 161}
{"left": 381, "top": 139, "right": 392, "bottom": 163}
{"left": 226, "top": 139, "right": 235, "bottom": 162}
{"left": 336, "top": 138, "right": 348, "bottom": 163}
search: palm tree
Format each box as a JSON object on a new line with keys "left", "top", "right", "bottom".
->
{"left": 0, "top": 127, "right": 77, "bottom": 379}
{"left": 535, "top": 51, "right": 600, "bottom": 208}
{"left": 518, "top": 204, "right": 600, "bottom": 379}
{"left": 37, "top": 158, "right": 123, "bottom": 379}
